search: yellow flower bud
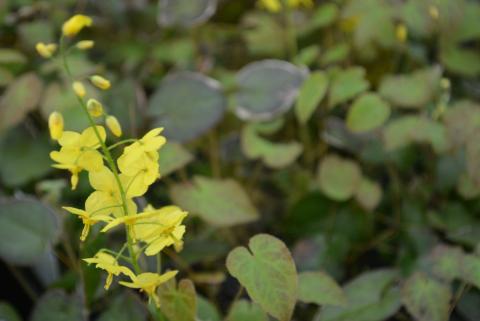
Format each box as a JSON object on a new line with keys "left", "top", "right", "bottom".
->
{"left": 106, "top": 115, "right": 122, "bottom": 137}
{"left": 76, "top": 40, "right": 95, "bottom": 50}
{"left": 396, "top": 24, "right": 408, "bottom": 43}
{"left": 72, "top": 81, "right": 86, "bottom": 98}
{"left": 62, "top": 14, "right": 93, "bottom": 37}
{"left": 429, "top": 5, "right": 439, "bottom": 19}
{"left": 35, "top": 42, "right": 57, "bottom": 58}
{"left": 90, "top": 75, "right": 111, "bottom": 90}
{"left": 87, "top": 99, "right": 104, "bottom": 117}
{"left": 440, "top": 77, "right": 451, "bottom": 90}
{"left": 48, "top": 111, "right": 64, "bottom": 140}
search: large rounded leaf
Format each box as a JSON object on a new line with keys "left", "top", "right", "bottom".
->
{"left": 317, "top": 155, "right": 362, "bottom": 201}
{"left": 226, "top": 234, "right": 298, "bottom": 321}
{"left": 158, "top": 0, "right": 217, "bottom": 28}
{"left": 0, "top": 198, "right": 59, "bottom": 265}
{"left": 159, "top": 279, "right": 197, "bottom": 321}
{"left": 148, "top": 72, "right": 226, "bottom": 142}
{"left": 234, "top": 60, "right": 307, "bottom": 121}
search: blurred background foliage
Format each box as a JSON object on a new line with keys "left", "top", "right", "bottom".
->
{"left": 1, "top": 0, "right": 480, "bottom": 320}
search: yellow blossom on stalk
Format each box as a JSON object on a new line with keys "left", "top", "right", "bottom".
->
{"left": 63, "top": 192, "right": 113, "bottom": 241}
{"left": 119, "top": 128, "right": 166, "bottom": 167}
{"left": 118, "top": 152, "right": 160, "bottom": 192}
{"left": 258, "top": 0, "right": 313, "bottom": 12}
{"left": 120, "top": 271, "right": 178, "bottom": 307}
{"left": 90, "top": 75, "right": 111, "bottom": 90}
{"left": 101, "top": 211, "right": 159, "bottom": 241}
{"left": 106, "top": 116, "right": 122, "bottom": 137}
{"left": 72, "top": 81, "right": 86, "bottom": 98}
{"left": 83, "top": 252, "right": 134, "bottom": 289}
{"left": 429, "top": 5, "right": 440, "bottom": 19}
{"left": 48, "top": 111, "right": 64, "bottom": 140}
{"left": 87, "top": 99, "right": 104, "bottom": 117}
{"left": 50, "top": 126, "right": 106, "bottom": 189}
{"left": 134, "top": 205, "right": 188, "bottom": 256}
{"left": 396, "top": 24, "right": 408, "bottom": 43}
{"left": 76, "top": 40, "right": 94, "bottom": 50}
{"left": 62, "top": 14, "right": 93, "bottom": 37}
{"left": 35, "top": 42, "right": 57, "bottom": 58}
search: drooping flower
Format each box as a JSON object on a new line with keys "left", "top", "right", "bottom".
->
{"left": 76, "top": 40, "right": 94, "bottom": 50}
{"left": 48, "top": 111, "right": 64, "bottom": 140}
{"left": 106, "top": 116, "right": 122, "bottom": 137}
{"left": 119, "top": 271, "right": 178, "bottom": 307}
{"left": 62, "top": 14, "right": 93, "bottom": 37}
{"left": 50, "top": 126, "right": 106, "bottom": 189}
{"left": 396, "top": 24, "right": 408, "bottom": 43}
{"left": 63, "top": 192, "right": 113, "bottom": 241}
{"left": 119, "top": 128, "right": 166, "bottom": 168}
{"left": 35, "top": 42, "right": 57, "bottom": 58}
{"left": 83, "top": 252, "right": 134, "bottom": 289}
{"left": 87, "top": 99, "right": 104, "bottom": 117}
{"left": 72, "top": 81, "right": 86, "bottom": 98}
{"left": 90, "top": 75, "right": 111, "bottom": 90}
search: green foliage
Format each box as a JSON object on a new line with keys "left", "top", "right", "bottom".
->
{"left": 298, "top": 271, "right": 346, "bottom": 306}
{"left": 30, "top": 290, "right": 83, "bottom": 321}
{"left": 158, "top": 279, "right": 197, "bottom": 321}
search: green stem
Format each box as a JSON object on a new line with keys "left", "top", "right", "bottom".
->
{"left": 107, "top": 138, "right": 137, "bottom": 150}
{"left": 60, "top": 36, "right": 141, "bottom": 274}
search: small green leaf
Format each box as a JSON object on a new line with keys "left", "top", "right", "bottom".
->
{"left": 310, "top": 3, "right": 339, "bottom": 29}
{"left": 295, "top": 71, "right": 329, "bottom": 124}
{"left": 0, "top": 302, "right": 21, "bottom": 321}
{"left": 321, "top": 43, "right": 350, "bottom": 66}
{"left": 346, "top": 93, "right": 391, "bottom": 133}
{"left": 298, "top": 271, "right": 347, "bottom": 306}
{"left": 317, "top": 155, "right": 362, "bottom": 201}
{"left": 463, "top": 254, "right": 480, "bottom": 290}
{"left": 30, "top": 290, "right": 83, "bottom": 321}
{"left": 0, "top": 49, "right": 27, "bottom": 65}
{"left": 158, "top": 0, "right": 217, "bottom": 27}
{"left": 379, "top": 67, "right": 442, "bottom": 109}
{"left": 354, "top": 177, "right": 382, "bottom": 211}
{"left": 329, "top": 67, "right": 369, "bottom": 108}
{"left": 197, "top": 295, "right": 221, "bottom": 321}
{"left": 440, "top": 46, "right": 480, "bottom": 77}
{"left": 402, "top": 272, "right": 451, "bottom": 321}
{"left": 226, "top": 300, "right": 268, "bottom": 321}
{"left": 158, "top": 278, "right": 197, "bottom": 321}
{"left": 0, "top": 73, "right": 43, "bottom": 132}
{"left": 429, "top": 245, "right": 464, "bottom": 281}
{"left": 98, "top": 293, "right": 147, "bottom": 321}
{"left": 170, "top": 176, "right": 258, "bottom": 227}
{"left": 0, "top": 197, "right": 59, "bottom": 265}
{"left": 226, "top": 234, "right": 298, "bottom": 321}
{"left": 159, "top": 143, "right": 194, "bottom": 177}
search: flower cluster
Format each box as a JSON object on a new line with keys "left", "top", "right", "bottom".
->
{"left": 37, "top": 14, "right": 187, "bottom": 307}
{"left": 258, "top": 0, "right": 313, "bottom": 12}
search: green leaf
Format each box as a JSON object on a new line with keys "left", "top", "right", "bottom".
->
{"left": 298, "top": 271, "right": 347, "bottom": 306}
{"left": 0, "top": 302, "right": 21, "bottom": 321}
{"left": 235, "top": 60, "right": 307, "bottom": 121}
{"left": 440, "top": 46, "right": 480, "bottom": 77}
{"left": 379, "top": 67, "right": 442, "bottom": 109}
{"left": 0, "top": 127, "right": 52, "bottom": 187}
{"left": 0, "top": 49, "right": 27, "bottom": 65}
{"left": 159, "top": 278, "right": 197, "bottom": 321}
{"left": 30, "top": 290, "right": 83, "bottom": 321}
{"left": 353, "top": 177, "right": 382, "bottom": 211}
{"left": 197, "top": 295, "right": 221, "bottom": 321}
{"left": 321, "top": 43, "right": 350, "bottom": 66}
{"left": 226, "top": 300, "right": 268, "bottom": 321}
{"left": 346, "top": 93, "right": 391, "bottom": 133}
{"left": 402, "top": 272, "right": 451, "bottom": 321}
{"left": 0, "top": 197, "right": 59, "bottom": 265}
{"left": 243, "top": 13, "right": 285, "bottom": 57}
{"left": 170, "top": 176, "right": 258, "bottom": 227}
{"left": 226, "top": 234, "right": 298, "bottom": 321}
{"left": 310, "top": 3, "right": 339, "bottom": 29}
{"left": 295, "top": 71, "right": 329, "bottom": 124}
{"left": 429, "top": 245, "right": 464, "bottom": 281}
{"left": 241, "top": 124, "right": 303, "bottom": 169}
{"left": 0, "top": 72, "right": 43, "bottom": 132}
{"left": 317, "top": 155, "right": 362, "bottom": 201}
{"left": 329, "top": 67, "right": 369, "bottom": 108}
{"left": 98, "top": 293, "right": 147, "bottom": 321}
{"left": 158, "top": 0, "right": 217, "bottom": 27}
{"left": 148, "top": 72, "right": 226, "bottom": 142}
{"left": 159, "top": 143, "right": 194, "bottom": 177}
{"left": 463, "top": 254, "right": 480, "bottom": 290}
{"left": 383, "top": 116, "right": 448, "bottom": 153}
{"left": 315, "top": 269, "right": 401, "bottom": 321}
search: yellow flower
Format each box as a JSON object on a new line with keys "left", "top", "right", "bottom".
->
{"left": 50, "top": 126, "right": 106, "bottom": 189}
{"left": 259, "top": 0, "right": 281, "bottom": 12}
{"left": 87, "top": 99, "right": 104, "bottom": 117}
{"left": 63, "top": 192, "right": 113, "bottom": 241}
{"left": 396, "top": 24, "right": 408, "bottom": 43}
{"left": 72, "top": 81, "right": 86, "bottom": 98}
{"left": 429, "top": 5, "right": 439, "bottom": 19}
{"left": 288, "top": 0, "right": 313, "bottom": 8}
{"left": 89, "top": 166, "right": 138, "bottom": 216}
{"left": 119, "top": 128, "right": 166, "bottom": 168}
{"left": 48, "top": 111, "right": 64, "bottom": 140}
{"left": 119, "top": 271, "right": 178, "bottom": 307}
{"left": 76, "top": 40, "right": 94, "bottom": 50}
{"left": 118, "top": 152, "right": 160, "bottom": 192}
{"left": 83, "top": 252, "right": 134, "bottom": 289}
{"left": 134, "top": 205, "right": 188, "bottom": 256}
{"left": 62, "top": 14, "right": 93, "bottom": 37}
{"left": 90, "top": 75, "right": 111, "bottom": 90}
{"left": 35, "top": 42, "right": 57, "bottom": 58}
{"left": 106, "top": 116, "right": 122, "bottom": 137}
{"left": 258, "top": 0, "right": 313, "bottom": 12}
{"left": 101, "top": 211, "right": 159, "bottom": 241}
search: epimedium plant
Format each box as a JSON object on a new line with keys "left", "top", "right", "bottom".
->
{"left": 1, "top": 0, "right": 480, "bottom": 321}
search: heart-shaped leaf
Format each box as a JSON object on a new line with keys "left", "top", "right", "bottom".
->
{"left": 226, "top": 300, "right": 268, "bottom": 321}
{"left": 402, "top": 272, "right": 451, "bottom": 321}
{"left": 158, "top": 0, "right": 217, "bottom": 27}
{"left": 317, "top": 155, "right": 362, "bottom": 201}
{"left": 148, "top": 72, "right": 226, "bottom": 142}
{"left": 226, "top": 234, "right": 298, "bottom": 321}
{"left": 0, "top": 197, "right": 59, "bottom": 265}
{"left": 235, "top": 60, "right": 307, "bottom": 121}
{"left": 328, "top": 67, "right": 369, "bottom": 108}
{"left": 159, "top": 278, "right": 197, "bottom": 321}
{"left": 170, "top": 176, "right": 258, "bottom": 227}
{"left": 295, "top": 71, "right": 329, "bottom": 124}
{"left": 298, "top": 271, "right": 347, "bottom": 306}
{"left": 346, "top": 93, "right": 391, "bottom": 133}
